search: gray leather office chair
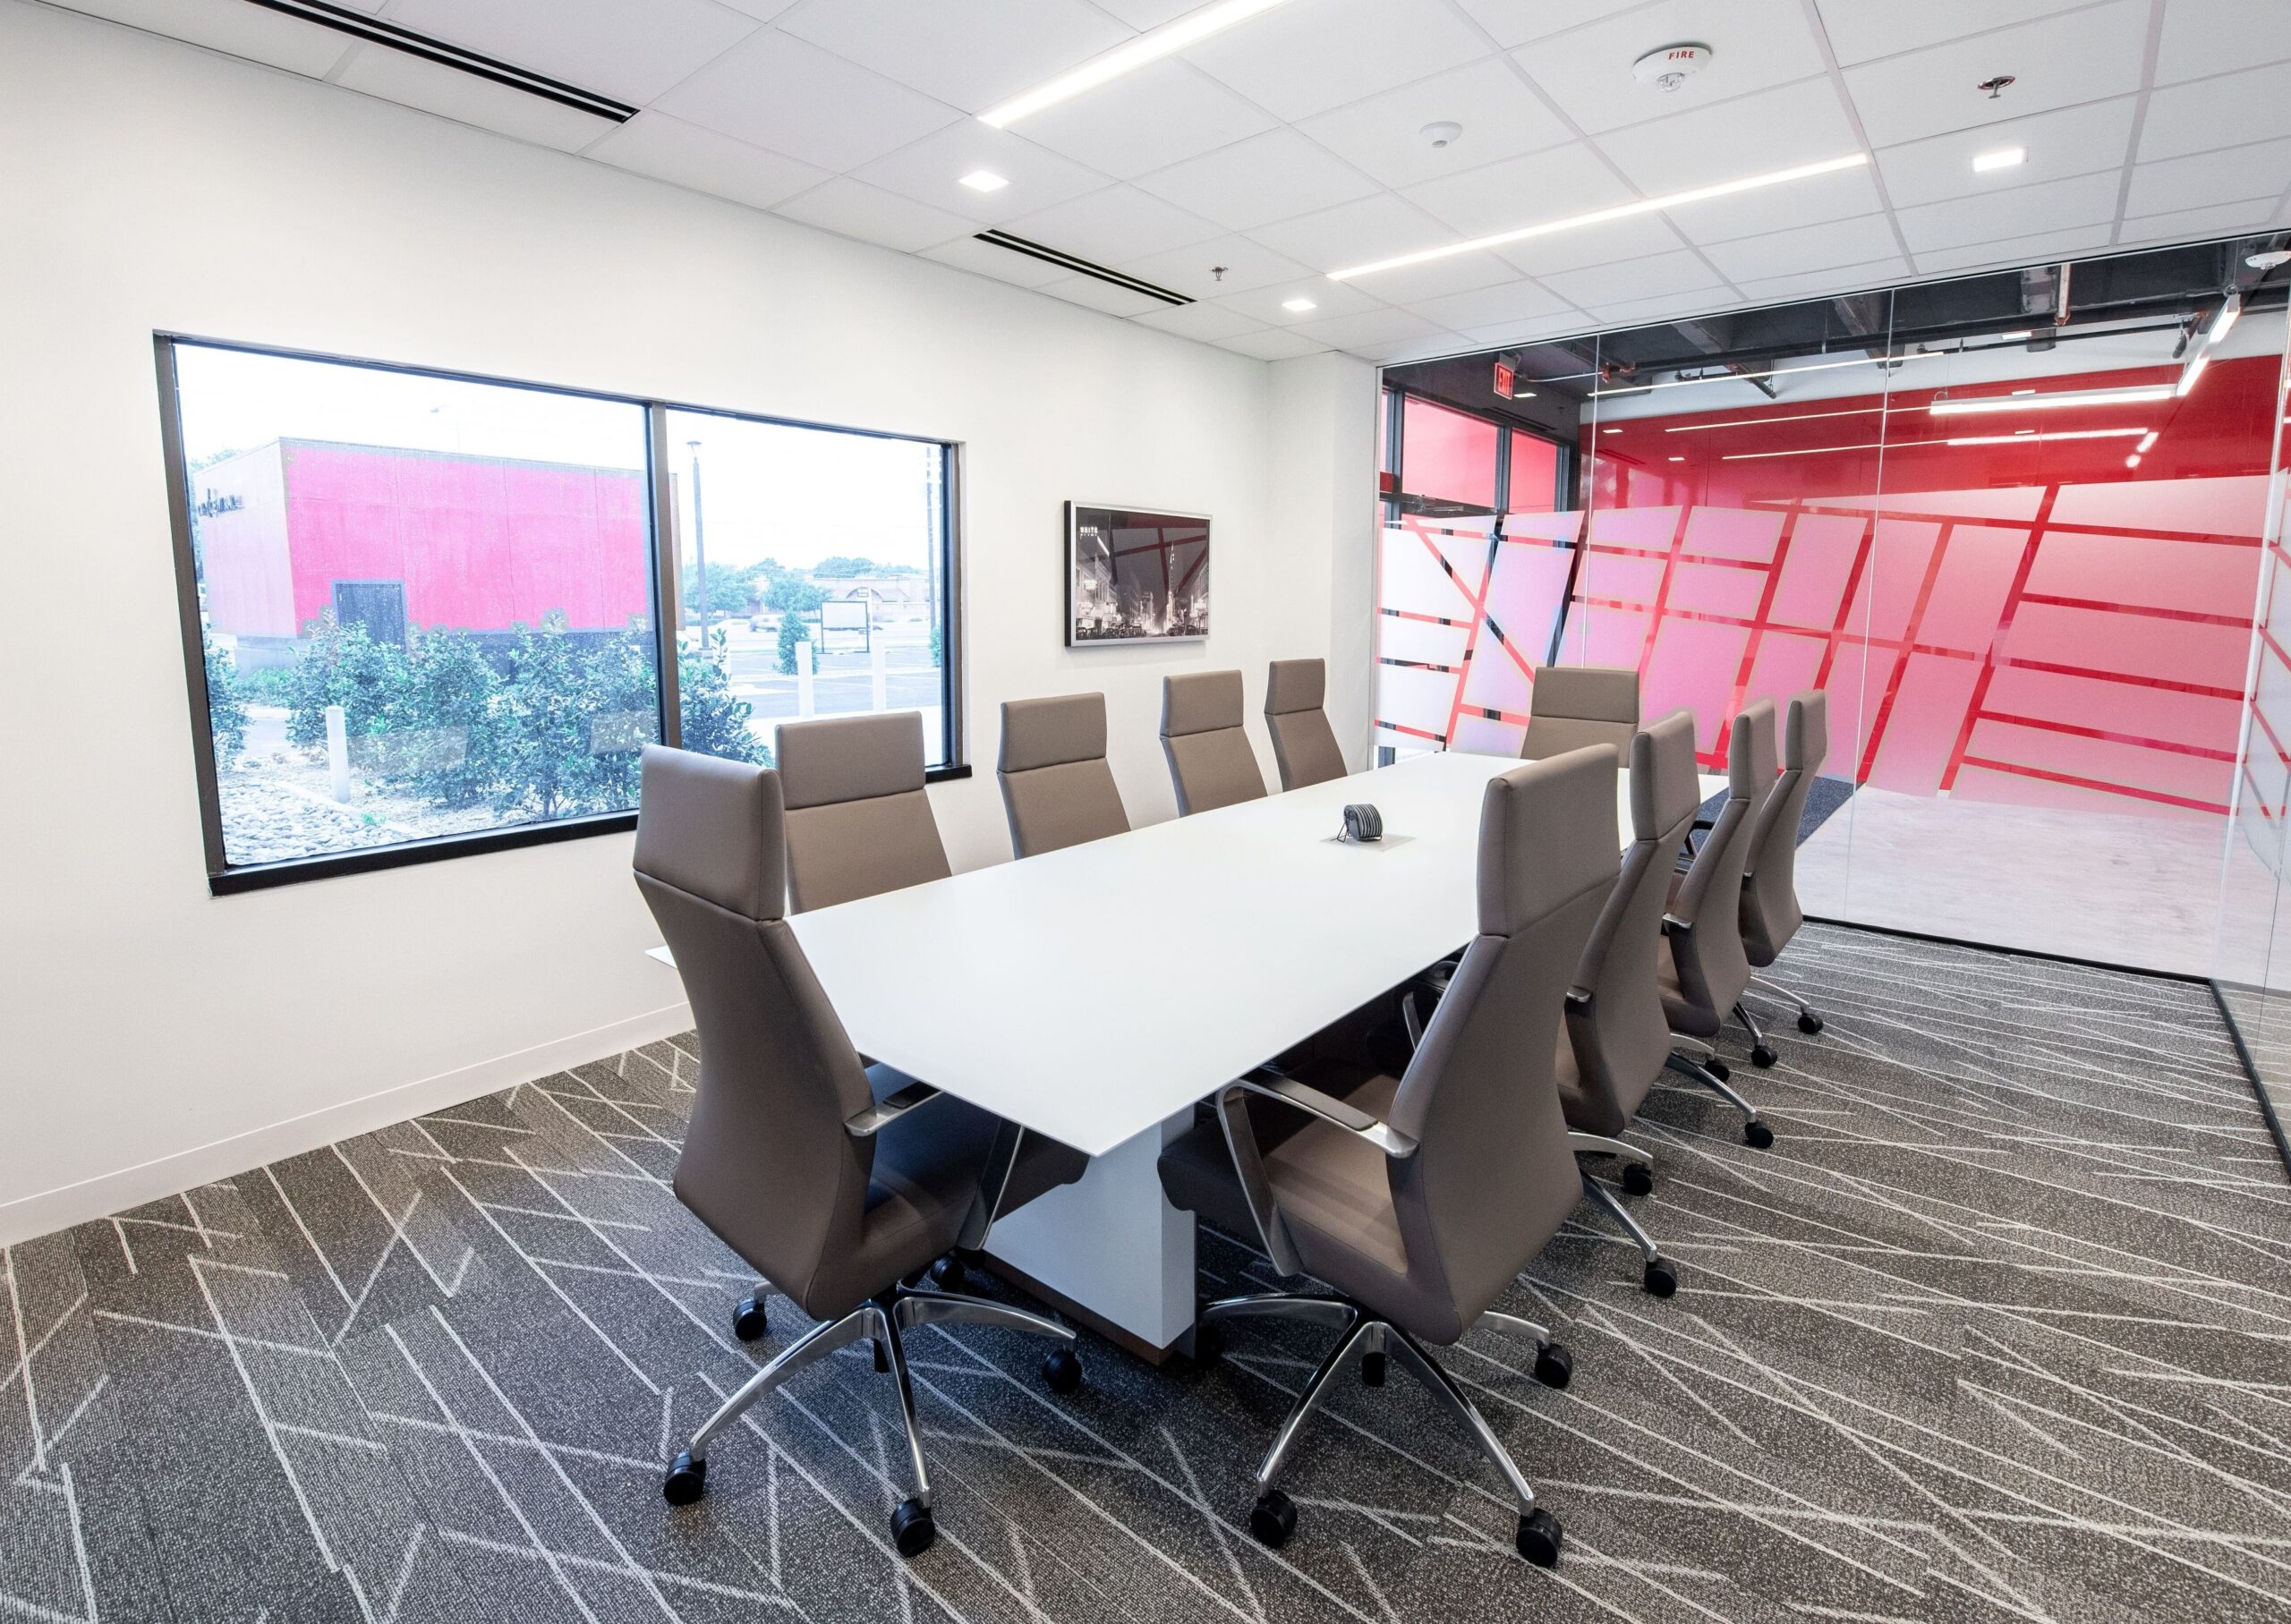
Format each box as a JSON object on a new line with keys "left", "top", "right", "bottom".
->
{"left": 999, "top": 693, "right": 1130, "bottom": 857}
{"left": 1738, "top": 691, "right": 1830, "bottom": 1050}
{"left": 1663, "top": 699, "right": 1778, "bottom": 1105}
{"left": 634, "top": 745, "right": 1086, "bottom": 1558}
{"left": 1263, "top": 658, "right": 1347, "bottom": 791}
{"left": 1161, "top": 669, "right": 1267, "bottom": 814}
{"left": 1520, "top": 665, "right": 1639, "bottom": 761}
{"left": 1158, "top": 746, "right": 1622, "bottom": 1569}
{"left": 776, "top": 710, "right": 950, "bottom": 912}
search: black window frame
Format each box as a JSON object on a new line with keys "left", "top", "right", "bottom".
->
{"left": 158, "top": 332, "right": 967, "bottom": 896}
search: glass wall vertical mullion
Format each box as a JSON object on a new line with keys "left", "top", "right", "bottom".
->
{"left": 646, "top": 401, "right": 684, "bottom": 752}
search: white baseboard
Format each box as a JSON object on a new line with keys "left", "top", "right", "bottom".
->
{"left": 0, "top": 1001, "right": 694, "bottom": 1249}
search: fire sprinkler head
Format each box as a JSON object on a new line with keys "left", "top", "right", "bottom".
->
{"left": 1420, "top": 120, "right": 1462, "bottom": 149}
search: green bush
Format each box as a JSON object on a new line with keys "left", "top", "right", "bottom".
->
{"left": 287, "top": 612, "right": 406, "bottom": 748}
{"left": 776, "top": 611, "right": 809, "bottom": 676}
{"left": 203, "top": 629, "right": 248, "bottom": 766}
{"left": 396, "top": 627, "right": 500, "bottom": 807}
{"left": 681, "top": 630, "right": 771, "bottom": 765}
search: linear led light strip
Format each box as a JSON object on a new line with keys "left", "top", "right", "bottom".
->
{"left": 1594, "top": 345, "right": 1945, "bottom": 402}
{"left": 979, "top": 0, "right": 1297, "bottom": 127}
{"left": 1328, "top": 153, "right": 1869, "bottom": 282}
{"left": 1944, "top": 427, "right": 2147, "bottom": 446}
{"left": 1664, "top": 406, "right": 1884, "bottom": 433}
{"left": 1928, "top": 385, "right": 2176, "bottom": 415}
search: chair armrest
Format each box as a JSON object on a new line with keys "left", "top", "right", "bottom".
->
{"left": 1564, "top": 986, "right": 1593, "bottom": 1009}
{"left": 1662, "top": 912, "right": 1692, "bottom": 937}
{"left": 845, "top": 1080, "right": 944, "bottom": 1138}
{"left": 1231, "top": 1068, "right": 1419, "bottom": 1161}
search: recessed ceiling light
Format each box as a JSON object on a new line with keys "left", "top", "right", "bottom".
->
{"left": 2125, "top": 454, "right": 2142, "bottom": 468}
{"left": 1667, "top": 455, "right": 1684, "bottom": 462}
{"left": 958, "top": 170, "right": 1009, "bottom": 192}
{"left": 2000, "top": 329, "right": 2035, "bottom": 341}
{"left": 1972, "top": 146, "right": 2026, "bottom": 173}
{"left": 1282, "top": 296, "right": 1317, "bottom": 313}
{"left": 1326, "top": 153, "right": 1869, "bottom": 281}
{"left": 1602, "top": 427, "right": 1621, "bottom": 434}
{"left": 979, "top": 0, "right": 1298, "bottom": 128}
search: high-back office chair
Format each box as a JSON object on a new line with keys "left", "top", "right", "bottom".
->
{"left": 1161, "top": 669, "right": 1267, "bottom": 815}
{"left": 1738, "top": 691, "right": 1830, "bottom": 1044}
{"left": 998, "top": 693, "right": 1130, "bottom": 857}
{"left": 1520, "top": 665, "right": 1639, "bottom": 761}
{"left": 1160, "top": 746, "right": 1622, "bottom": 1569}
{"left": 634, "top": 746, "right": 1086, "bottom": 1558}
{"left": 776, "top": 710, "right": 950, "bottom": 912}
{"left": 1663, "top": 699, "right": 1776, "bottom": 1091}
{"left": 1263, "top": 658, "right": 1347, "bottom": 791}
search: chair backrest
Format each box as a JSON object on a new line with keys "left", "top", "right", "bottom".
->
{"left": 1521, "top": 665, "right": 1639, "bottom": 761}
{"left": 1667, "top": 699, "right": 1773, "bottom": 1027}
{"left": 1385, "top": 745, "right": 1620, "bottom": 1334}
{"left": 1566, "top": 710, "right": 1701, "bottom": 1131}
{"left": 633, "top": 746, "right": 876, "bottom": 1315}
{"left": 999, "top": 693, "right": 1130, "bottom": 858}
{"left": 775, "top": 710, "right": 951, "bottom": 912}
{"left": 1161, "top": 670, "right": 1267, "bottom": 815}
{"left": 1263, "top": 659, "right": 1347, "bottom": 791}
{"left": 1740, "top": 691, "right": 1828, "bottom": 965}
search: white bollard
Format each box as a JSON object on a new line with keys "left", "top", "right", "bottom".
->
{"left": 795, "top": 638, "right": 816, "bottom": 718}
{"left": 326, "top": 703, "right": 352, "bottom": 802}
{"left": 870, "top": 636, "right": 889, "bottom": 711}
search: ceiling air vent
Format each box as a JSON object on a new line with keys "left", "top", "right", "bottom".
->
{"left": 240, "top": 0, "right": 636, "bottom": 121}
{"left": 973, "top": 232, "right": 1193, "bottom": 306}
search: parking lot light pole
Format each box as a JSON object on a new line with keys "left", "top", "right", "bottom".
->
{"left": 686, "top": 439, "right": 709, "bottom": 654}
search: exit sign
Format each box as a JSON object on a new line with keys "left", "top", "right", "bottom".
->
{"left": 1493, "top": 361, "right": 1516, "bottom": 398}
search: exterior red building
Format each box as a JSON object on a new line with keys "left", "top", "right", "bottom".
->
{"left": 194, "top": 439, "right": 651, "bottom": 658}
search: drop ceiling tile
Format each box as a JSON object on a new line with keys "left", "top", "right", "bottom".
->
{"left": 2156, "top": 0, "right": 2291, "bottom": 84}
{"left": 1288, "top": 306, "right": 1449, "bottom": 350}
{"left": 1344, "top": 250, "right": 1532, "bottom": 304}
{"left": 1895, "top": 169, "right": 2121, "bottom": 252}
{"left": 999, "top": 183, "right": 1224, "bottom": 263}
{"left": 1116, "top": 234, "right": 1315, "bottom": 300}
{"left": 1661, "top": 161, "right": 1886, "bottom": 244}
{"left": 774, "top": 0, "right": 1127, "bottom": 113}
{"left": 656, "top": 29, "right": 961, "bottom": 171}
{"left": 1699, "top": 213, "right": 1902, "bottom": 281}
{"left": 1035, "top": 274, "right": 1169, "bottom": 317}
{"left": 587, "top": 112, "right": 830, "bottom": 209}
{"left": 1009, "top": 61, "right": 1276, "bottom": 179}
{"left": 1129, "top": 302, "right": 1271, "bottom": 342}
{"left": 1539, "top": 249, "right": 1729, "bottom": 310}
{"left": 2140, "top": 60, "right": 2291, "bottom": 160}
{"left": 1215, "top": 327, "right": 1333, "bottom": 361}
{"left": 1403, "top": 276, "right": 1577, "bottom": 333}
{"left": 1354, "top": 330, "right": 1472, "bottom": 362}
{"left": 1211, "top": 276, "right": 1385, "bottom": 325}
{"left": 1814, "top": 0, "right": 2088, "bottom": 66}
{"left": 1457, "top": 312, "right": 1597, "bottom": 348}
{"left": 853, "top": 123, "right": 1110, "bottom": 224}
{"left": 55, "top": 0, "right": 353, "bottom": 76}
{"left": 717, "top": 0, "right": 799, "bottom": 18}
{"left": 1840, "top": 0, "right": 2150, "bottom": 149}
{"left": 1401, "top": 141, "right": 1634, "bottom": 236}
{"left": 333, "top": 42, "right": 610, "bottom": 150}
{"left": 1092, "top": 0, "right": 1197, "bottom": 26}
{"left": 1132, "top": 128, "right": 1382, "bottom": 232}
{"left": 1872, "top": 94, "right": 2138, "bottom": 209}
{"left": 1452, "top": 0, "right": 1650, "bottom": 49}
{"left": 1510, "top": 0, "right": 1830, "bottom": 136}
{"left": 772, "top": 176, "right": 975, "bottom": 252}
{"left": 1246, "top": 192, "right": 1460, "bottom": 273}
{"left": 1730, "top": 255, "right": 1910, "bottom": 304}
{"left": 1495, "top": 212, "right": 1692, "bottom": 279}
{"left": 1589, "top": 76, "right": 1861, "bottom": 195}
{"left": 1587, "top": 288, "right": 1738, "bottom": 327}
{"left": 919, "top": 233, "right": 1075, "bottom": 287}
{"left": 1911, "top": 222, "right": 2113, "bottom": 274}
{"left": 1181, "top": 0, "right": 1490, "bottom": 123}
{"left": 383, "top": 0, "right": 758, "bottom": 106}
{"left": 2125, "top": 138, "right": 2291, "bottom": 217}
{"left": 1294, "top": 57, "right": 1573, "bottom": 191}
{"left": 2121, "top": 198, "right": 2287, "bottom": 244}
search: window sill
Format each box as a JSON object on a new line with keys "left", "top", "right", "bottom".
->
{"left": 208, "top": 810, "right": 637, "bottom": 895}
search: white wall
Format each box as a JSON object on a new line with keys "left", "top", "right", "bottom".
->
{"left": 0, "top": 1, "right": 1375, "bottom": 1243}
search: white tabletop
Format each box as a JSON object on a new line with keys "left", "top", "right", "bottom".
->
{"left": 669, "top": 752, "right": 1721, "bottom": 1159}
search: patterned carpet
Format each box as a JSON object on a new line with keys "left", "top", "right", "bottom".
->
{"left": 5, "top": 923, "right": 2289, "bottom": 1623}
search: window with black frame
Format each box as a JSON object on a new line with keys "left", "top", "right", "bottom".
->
{"left": 161, "top": 337, "right": 961, "bottom": 890}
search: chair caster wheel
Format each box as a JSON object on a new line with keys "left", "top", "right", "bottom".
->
{"left": 730, "top": 1295, "right": 769, "bottom": 1341}
{"left": 890, "top": 1498, "right": 935, "bottom": 1558}
{"left": 1621, "top": 1161, "right": 1654, "bottom": 1196}
{"left": 1360, "top": 1349, "right": 1385, "bottom": 1386}
{"left": 873, "top": 1339, "right": 890, "bottom": 1373}
{"left": 928, "top": 1254, "right": 965, "bottom": 1291}
{"left": 662, "top": 1451, "right": 706, "bottom": 1506}
{"left": 1706, "top": 1058, "right": 1731, "bottom": 1082}
{"left": 1643, "top": 1258, "right": 1679, "bottom": 1297}
{"left": 1797, "top": 1013, "right": 1823, "bottom": 1034}
{"left": 1744, "top": 1119, "right": 1775, "bottom": 1150}
{"left": 1516, "top": 1508, "right": 1563, "bottom": 1567}
{"left": 1532, "top": 1341, "right": 1572, "bottom": 1390}
{"left": 1041, "top": 1345, "right": 1083, "bottom": 1395}
{"left": 1249, "top": 1489, "right": 1297, "bottom": 1548}
{"left": 1751, "top": 1045, "right": 1777, "bottom": 1068}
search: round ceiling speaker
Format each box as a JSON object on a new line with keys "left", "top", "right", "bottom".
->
{"left": 1632, "top": 42, "right": 1711, "bottom": 92}
{"left": 1420, "top": 121, "right": 1462, "bottom": 149}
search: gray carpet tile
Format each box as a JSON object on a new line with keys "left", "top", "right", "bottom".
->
{"left": 4, "top": 923, "right": 2289, "bottom": 1622}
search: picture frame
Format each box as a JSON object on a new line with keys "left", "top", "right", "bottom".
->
{"left": 1065, "top": 501, "right": 1211, "bottom": 646}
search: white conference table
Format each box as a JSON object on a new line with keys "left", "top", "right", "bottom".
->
{"left": 651, "top": 752, "right": 1725, "bottom": 1356}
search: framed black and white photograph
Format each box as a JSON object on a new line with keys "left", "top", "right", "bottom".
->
{"left": 1066, "top": 502, "right": 1210, "bottom": 645}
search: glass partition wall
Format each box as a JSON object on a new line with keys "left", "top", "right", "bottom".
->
{"left": 1379, "top": 236, "right": 2291, "bottom": 985}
